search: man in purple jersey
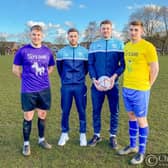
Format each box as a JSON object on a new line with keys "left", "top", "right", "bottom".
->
{"left": 12, "top": 25, "right": 55, "bottom": 156}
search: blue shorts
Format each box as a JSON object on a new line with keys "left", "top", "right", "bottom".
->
{"left": 122, "top": 88, "right": 150, "bottom": 117}
{"left": 21, "top": 88, "right": 51, "bottom": 112}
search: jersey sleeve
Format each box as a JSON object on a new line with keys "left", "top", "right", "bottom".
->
{"left": 13, "top": 49, "right": 23, "bottom": 65}
{"left": 88, "top": 43, "right": 97, "bottom": 79}
{"left": 83, "top": 48, "right": 88, "bottom": 75}
{"left": 56, "top": 50, "right": 63, "bottom": 77}
{"left": 56, "top": 49, "right": 63, "bottom": 61}
{"left": 120, "top": 41, "right": 124, "bottom": 50}
{"left": 48, "top": 50, "right": 55, "bottom": 66}
{"left": 145, "top": 43, "right": 158, "bottom": 63}
{"left": 115, "top": 41, "right": 125, "bottom": 76}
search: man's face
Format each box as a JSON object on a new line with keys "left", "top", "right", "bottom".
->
{"left": 68, "top": 31, "right": 79, "bottom": 46}
{"left": 30, "top": 30, "right": 43, "bottom": 46}
{"left": 129, "top": 25, "right": 143, "bottom": 41}
{"left": 100, "top": 24, "right": 112, "bottom": 39}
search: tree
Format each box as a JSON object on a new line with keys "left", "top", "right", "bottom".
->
{"left": 123, "top": 5, "right": 168, "bottom": 55}
{"left": 83, "top": 21, "right": 100, "bottom": 44}
{"left": 53, "top": 28, "right": 67, "bottom": 45}
{"left": 17, "top": 27, "right": 30, "bottom": 44}
{"left": 0, "top": 33, "right": 7, "bottom": 42}
{"left": 0, "top": 34, "right": 7, "bottom": 55}
{"left": 55, "top": 35, "right": 66, "bottom": 45}
{"left": 159, "top": 6, "right": 168, "bottom": 55}
{"left": 129, "top": 5, "right": 161, "bottom": 37}
{"left": 121, "top": 24, "right": 130, "bottom": 42}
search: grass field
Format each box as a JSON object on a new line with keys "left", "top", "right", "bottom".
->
{"left": 0, "top": 55, "right": 167, "bottom": 168}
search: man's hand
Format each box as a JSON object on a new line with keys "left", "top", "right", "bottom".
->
{"left": 109, "top": 74, "right": 118, "bottom": 90}
{"left": 93, "top": 78, "right": 106, "bottom": 91}
{"left": 12, "top": 64, "right": 22, "bottom": 78}
{"left": 149, "top": 62, "right": 159, "bottom": 87}
{"left": 48, "top": 66, "right": 54, "bottom": 75}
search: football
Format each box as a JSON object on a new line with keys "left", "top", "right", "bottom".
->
{"left": 98, "top": 76, "right": 111, "bottom": 90}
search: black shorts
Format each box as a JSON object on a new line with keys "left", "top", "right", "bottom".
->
{"left": 21, "top": 88, "right": 51, "bottom": 112}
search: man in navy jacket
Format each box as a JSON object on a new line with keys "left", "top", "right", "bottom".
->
{"left": 56, "top": 28, "right": 88, "bottom": 146}
{"left": 88, "top": 20, "right": 125, "bottom": 149}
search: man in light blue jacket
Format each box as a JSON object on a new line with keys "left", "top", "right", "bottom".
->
{"left": 56, "top": 28, "right": 88, "bottom": 146}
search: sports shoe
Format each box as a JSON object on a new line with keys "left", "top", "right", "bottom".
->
{"left": 118, "top": 145, "right": 138, "bottom": 155}
{"left": 130, "top": 153, "right": 145, "bottom": 165}
{"left": 88, "top": 135, "right": 102, "bottom": 147}
{"left": 39, "top": 140, "right": 52, "bottom": 149}
{"left": 80, "top": 133, "right": 87, "bottom": 146}
{"left": 109, "top": 136, "right": 118, "bottom": 149}
{"left": 58, "top": 133, "right": 69, "bottom": 146}
{"left": 22, "top": 145, "right": 31, "bottom": 156}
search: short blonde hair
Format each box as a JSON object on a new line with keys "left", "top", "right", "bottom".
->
{"left": 30, "top": 25, "right": 43, "bottom": 32}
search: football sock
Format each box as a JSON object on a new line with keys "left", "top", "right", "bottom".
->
{"left": 38, "top": 118, "right": 45, "bottom": 139}
{"left": 94, "top": 133, "right": 100, "bottom": 137}
{"left": 23, "top": 119, "right": 32, "bottom": 142}
{"left": 129, "top": 120, "right": 138, "bottom": 148}
{"left": 110, "top": 134, "right": 116, "bottom": 137}
{"left": 139, "top": 126, "right": 149, "bottom": 154}
{"left": 38, "top": 137, "right": 45, "bottom": 143}
{"left": 24, "top": 141, "right": 29, "bottom": 146}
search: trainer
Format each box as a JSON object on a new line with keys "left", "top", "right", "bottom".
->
{"left": 88, "top": 20, "right": 125, "bottom": 148}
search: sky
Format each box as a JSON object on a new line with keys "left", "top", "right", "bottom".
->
{"left": 0, "top": 0, "right": 167, "bottom": 42}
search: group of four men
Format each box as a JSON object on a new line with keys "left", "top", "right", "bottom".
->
{"left": 12, "top": 19, "right": 159, "bottom": 165}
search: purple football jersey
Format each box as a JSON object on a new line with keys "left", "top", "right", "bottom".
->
{"left": 13, "top": 44, "right": 55, "bottom": 93}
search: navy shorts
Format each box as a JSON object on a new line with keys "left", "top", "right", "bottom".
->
{"left": 21, "top": 88, "right": 51, "bottom": 112}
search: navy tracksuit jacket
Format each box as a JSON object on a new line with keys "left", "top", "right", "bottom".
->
{"left": 88, "top": 38, "right": 125, "bottom": 135}
{"left": 56, "top": 45, "right": 88, "bottom": 133}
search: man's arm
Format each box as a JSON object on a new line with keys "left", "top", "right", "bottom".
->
{"left": 12, "top": 64, "right": 22, "bottom": 78}
{"left": 109, "top": 73, "right": 118, "bottom": 89}
{"left": 56, "top": 60, "right": 63, "bottom": 77}
{"left": 88, "top": 52, "right": 97, "bottom": 79}
{"left": 149, "top": 62, "right": 159, "bottom": 87}
{"left": 109, "top": 52, "right": 125, "bottom": 89}
{"left": 114, "top": 52, "right": 125, "bottom": 77}
{"left": 84, "top": 60, "right": 88, "bottom": 75}
{"left": 48, "top": 66, "right": 54, "bottom": 75}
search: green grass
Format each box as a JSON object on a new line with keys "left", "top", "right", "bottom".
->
{"left": 0, "top": 55, "right": 168, "bottom": 168}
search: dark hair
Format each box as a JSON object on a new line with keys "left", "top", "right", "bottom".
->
{"left": 129, "top": 20, "right": 144, "bottom": 27}
{"left": 30, "top": 25, "right": 43, "bottom": 32}
{"left": 67, "top": 28, "right": 79, "bottom": 34}
{"left": 100, "top": 20, "right": 112, "bottom": 27}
